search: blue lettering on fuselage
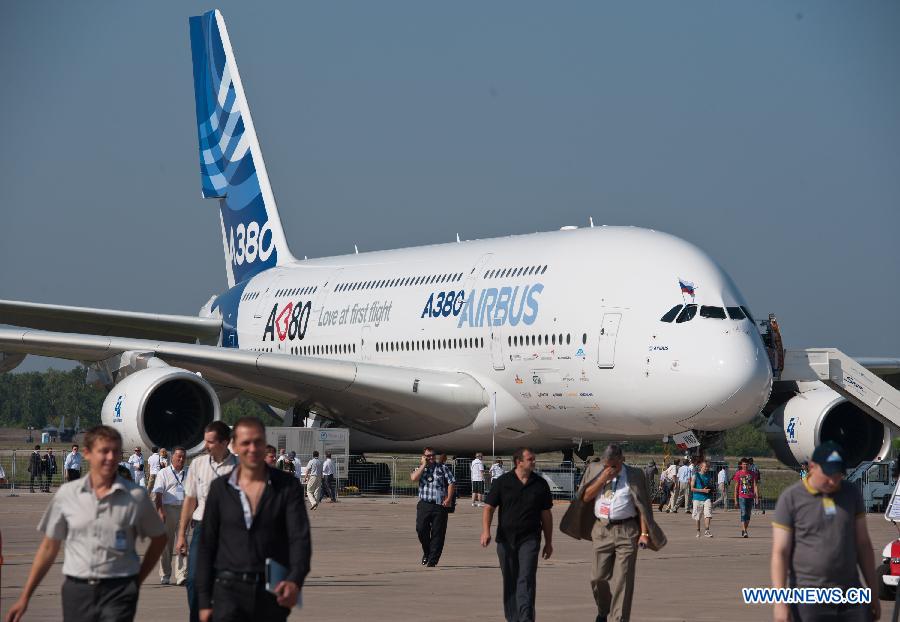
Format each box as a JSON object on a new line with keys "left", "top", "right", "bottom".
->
{"left": 452, "top": 283, "right": 543, "bottom": 328}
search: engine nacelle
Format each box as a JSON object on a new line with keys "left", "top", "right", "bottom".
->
{"left": 766, "top": 386, "right": 891, "bottom": 469}
{"left": 101, "top": 366, "right": 220, "bottom": 455}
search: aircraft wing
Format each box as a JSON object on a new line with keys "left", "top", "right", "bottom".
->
{"left": 0, "top": 299, "right": 222, "bottom": 344}
{"left": 0, "top": 328, "right": 488, "bottom": 441}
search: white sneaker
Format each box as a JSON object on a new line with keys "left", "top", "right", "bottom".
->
{"left": 704, "top": 530, "right": 713, "bottom": 538}
{"left": 695, "top": 531, "right": 700, "bottom": 538}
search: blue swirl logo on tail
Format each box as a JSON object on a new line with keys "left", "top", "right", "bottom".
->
{"left": 189, "top": 10, "right": 284, "bottom": 286}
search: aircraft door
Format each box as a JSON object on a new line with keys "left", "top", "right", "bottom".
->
{"left": 597, "top": 312, "right": 622, "bottom": 368}
{"left": 490, "top": 326, "right": 506, "bottom": 371}
{"left": 360, "top": 325, "right": 373, "bottom": 362}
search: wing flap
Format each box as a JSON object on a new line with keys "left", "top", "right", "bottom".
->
{"left": 0, "top": 328, "right": 487, "bottom": 441}
{"left": 0, "top": 299, "right": 222, "bottom": 344}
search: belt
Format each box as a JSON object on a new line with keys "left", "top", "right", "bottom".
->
{"left": 604, "top": 516, "right": 638, "bottom": 526}
{"left": 216, "top": 570, "right": 265, "bottom": 584}
{"left": 65, "top": 575, "right": 137, "bottom": 586}
{"left": 191, "top": 519, "right": 200, "bottom": 528}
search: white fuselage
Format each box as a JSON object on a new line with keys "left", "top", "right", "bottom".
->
{"left": 219, "top": 226, "right": 773, "bottom": 453}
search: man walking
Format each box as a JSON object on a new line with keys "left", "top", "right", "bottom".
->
{"left": 732, "top": 458, "right": 758, "bottom": 537}
{"left": 322, "top": 452, "right": 338, "bottom": 502}
{"left": 664, "top": 459, "right": 681, "bottom": 513}
{"left": 690, "top": 459, "right": 714, "bottom": 538}
{"left": 561, "top": 444, "right": 666, "bottom": 622}
{"left": 677, "top": 458, "right": 693, "bottom": 514}
{"left": 44, "top": 448, "right": 58, "bottom": 492}
{"left": 28, "top": 445, "right": 41, "bottom": 493}
{"left": 411, "top": 446, "right": 456, "bottom": 567}
{"left": 304, "top": 450, "right": 323, "bottom": 510}
{"left": 64, "top": 445, "right": 82, "bottom": 482}
{"left": 471, "top": 452, "right": 486, "bottom": 507}
{"left": 643, "top": 460, "right": 658, "bottom": 498}
{"left": 176, "top": 421, "right": 237, "bottom": 622}
{"left": 713, "top": 463, "right": 729, "bottom": 510}
{"left": 480, "top": 448, "right": 553, "bottom": 622}
{"left": 128, "top": 447, "right": 145, "bottom": 487}
{"left": 153, "top": 446, "right": 189, "bottom": 586}
{"left": 771, "top": 442, "right": 880, "bottom": 622}
{"left": 5, "top": 426, "right": 167, "bottom": 622}
{"left": 196, "top": 417, "right": 310, "bottom": 622}
{"left": 147, "top": 446, "right": 161, "bottom": 492}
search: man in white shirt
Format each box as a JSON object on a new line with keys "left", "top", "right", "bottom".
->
{"left": 64, "top": 444, "right": 82, "bottom": 482}
{"left": 304, "top": 451, "right": 323, "bottom": 510}
{"left": 147, "top": 446, "right": 162, "bottom": 492}
{"left": 153, "top": 446, "right": 189, "bottom": 585}
{"left": 676, "top": 460, "right": 693, "bottom": 513}
{"left": 470, "top": 453, "right": 485, "bottom": 507}
{"left": 322, "top": 453, "right": 338, "bottom": 502}
{"left": 128, "top": 447, "right": 145, "bottom": 487}
{"left": 291, "top": 451, "right": 304, "bottom": 480}
{"left": 577, "top": 444, "right": 664, "bottom": 622}
{"left": 175, "top": 421, "right": 237, "bottom": 622}
{"left": 713, "top": 464, "right": 729, "bottom": 510}
{"left": 489, "top": 459, "right": 505, "bottom": 494}
{"left": 663, "top": 460, "right": 680, "bottom": 513}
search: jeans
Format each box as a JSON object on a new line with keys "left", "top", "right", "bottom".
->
{"left": 739, "top": 497, "right": 753, "bottom": 523}
{"left": 186, "top": 522, "right": 201, "bottom": 622}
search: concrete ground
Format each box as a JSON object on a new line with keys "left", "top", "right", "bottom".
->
{"left": 1, "top": 492, "right": 896, "bottom": 621}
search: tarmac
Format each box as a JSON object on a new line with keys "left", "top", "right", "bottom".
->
{"left": 1, "top": 492, "right": 896, "bottom": 621}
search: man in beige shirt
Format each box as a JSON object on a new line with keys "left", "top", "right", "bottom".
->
{"left": 175, "top": 421, "right": 236, "bottom": 622}
{"left": 5, "top": 425, "right": 166, "bottom": 622}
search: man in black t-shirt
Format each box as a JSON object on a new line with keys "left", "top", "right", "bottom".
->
{"left": 481, "top": 448, "right": 553, "bottom": 622}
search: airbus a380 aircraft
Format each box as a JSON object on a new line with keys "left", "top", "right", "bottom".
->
{"left": 0, "top": 11, "right": 894, "bottom": 466}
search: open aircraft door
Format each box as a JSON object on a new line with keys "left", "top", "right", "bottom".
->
{"left": 597, "top": 312, "right": 622, "bottom": 368}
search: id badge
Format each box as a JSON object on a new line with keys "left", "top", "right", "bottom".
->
{"left": 822, "top": 497, "right": 836, "bottom": 516}
{"left": 599, "top": 501, "right": 611, "bottom": 517}
{"left": 114, "top": 530, "right": 128, "bottom": 551}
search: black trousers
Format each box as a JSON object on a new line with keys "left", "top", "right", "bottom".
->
{"left": 323, "top": 474, "right": 337, "bottom": 501}
{"left": 67, "top": 469, "right": 81, "bottom": 481}
{"left": 30, "top": 473, "right": 39, "bottom": 491}
{"left": 61, "top": 576, "right": 139, "bottom": 622}
{"left": 416, "top": 500, "right": 448, "bottom": 564}
{"left": 212, "top": 577, "right": 290, "bottom": 622}
{"left": 497, "top": 537, "right": 540, "bottom": 622}
{"left": 790, "top": 603, "right": 872, "bottom": 622}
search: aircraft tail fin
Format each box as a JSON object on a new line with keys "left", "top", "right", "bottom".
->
{"left": 189, "top": 10, "right": 295, "bottom": 288}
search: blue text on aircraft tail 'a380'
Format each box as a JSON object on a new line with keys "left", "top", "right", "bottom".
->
{"left": 189, "top": 9, "right": 295, "bottom": 288}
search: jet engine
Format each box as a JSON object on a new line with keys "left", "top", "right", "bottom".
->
{"left": 766, "top": 386, "right": 891, "bottom": 470}
{"left": 101, "top": 365, "right": 220, "bottom": 454}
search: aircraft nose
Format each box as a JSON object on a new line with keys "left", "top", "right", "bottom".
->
{"left": 691, "top": 333, "right": 773, "bottom": 429}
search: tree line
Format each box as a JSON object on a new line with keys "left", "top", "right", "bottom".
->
{"left": 0, "top": 367, "right": 277, "bottom": 430}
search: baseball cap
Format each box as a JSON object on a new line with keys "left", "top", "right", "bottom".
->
{"left": 811, "top": 441, "right": 846, "bottom": 475}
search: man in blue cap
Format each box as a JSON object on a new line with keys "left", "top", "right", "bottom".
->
{"left": 770, "top": 441, "right": 880, "bottom": 622}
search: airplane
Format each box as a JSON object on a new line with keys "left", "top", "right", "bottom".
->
{"left": 0, "top": 10, "right": 894, "bottom": 468}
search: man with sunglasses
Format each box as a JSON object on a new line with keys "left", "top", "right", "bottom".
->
{"left": 411, "top": 447, "right": 456, "bottom": 567}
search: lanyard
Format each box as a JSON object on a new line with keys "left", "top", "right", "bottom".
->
{"left": 171, "top": 466, "right": 186, "bottom": 487}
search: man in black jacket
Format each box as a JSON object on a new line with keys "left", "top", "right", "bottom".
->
{"left": 28, "top": 445, "right": 41, "bottom": 492}
{"left": 196, "top": 417, "right": 311, "bottom": 622}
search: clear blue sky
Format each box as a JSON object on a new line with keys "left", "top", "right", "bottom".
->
{"left": 1, "top": 1, "right": 898, "bottom": 373}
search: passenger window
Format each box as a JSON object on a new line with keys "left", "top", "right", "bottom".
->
{"left": 676, "top": 304, "right": 698, "bottom": 323}
{"left": 660, "top": 305, "right": 683, "bottom": 323}
{"left": 726, "top": 306, "right": 746, "bottom": 320}
{"left": 699, "top": 306, "right": 726, "bottom": 319}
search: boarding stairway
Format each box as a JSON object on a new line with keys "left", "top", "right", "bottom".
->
{"left": 780, "top": 348, "right": 900, "bottom": 431}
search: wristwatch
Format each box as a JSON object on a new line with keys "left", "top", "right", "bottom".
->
{"left": 641, "top": 532, "right": 650, "bottom": 537}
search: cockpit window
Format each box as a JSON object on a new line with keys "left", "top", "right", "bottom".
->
{"left": 699, "top": 306, "right": 726, "bottom": 319}
{"left": 726, "top": 306, "right": 746, "bottom": 320}
{"left": 660, "top": 305, "right": 682, "bottom": 323}
{"left": 741, "top": 306, "right": 755, "bottom": 324}
{"left": 675, "top": 304, "right": 697, "bottom": 323}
